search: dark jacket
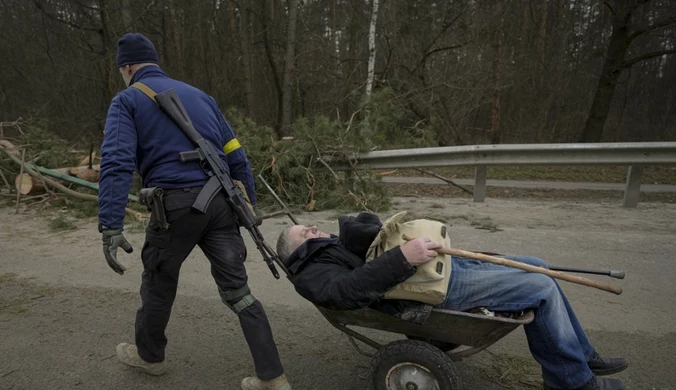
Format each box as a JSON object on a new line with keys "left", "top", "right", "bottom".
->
{"left": 286, "top": 212, "right": 433, "bottom": 324}
{"left": 98, "top": 66, "right": 256, "bottom": 229}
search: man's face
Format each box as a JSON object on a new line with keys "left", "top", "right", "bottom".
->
{"left": 288, "top": 225, "right": 331, "bottom": 247}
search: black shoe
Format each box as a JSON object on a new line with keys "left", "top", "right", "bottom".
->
{"left": 587, "top": 351, "right": 628, "bottom": 376}
{"left": 544, "top": 375, "right": 624, "bottom": 390}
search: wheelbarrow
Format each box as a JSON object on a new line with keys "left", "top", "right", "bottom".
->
{"left": 314, "top": 305, "right": 534, "bottom": 390}
{"left": 255, "top": 175, "right": 622, "bottom": 390}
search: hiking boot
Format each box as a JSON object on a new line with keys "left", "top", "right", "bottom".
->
{"left": 241, "top": 374, "right": 291, "bottom": 390}
{"left": 544, "top": 375, "right": 623, "bottom": 390}
{"left": 116, "top": 343, "right": 166, "bottom": 376}
{"left": 588, "top": 351, "right": 628, "bottom": 376}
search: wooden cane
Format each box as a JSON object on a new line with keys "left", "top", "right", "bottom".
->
{"left": 402, "top": 234, "right": 623, "bottom": 295}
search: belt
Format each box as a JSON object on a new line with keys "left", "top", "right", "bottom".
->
{"left": 158, "top": 176, "right": 222, "bottom": 213}
{"left": 163, "top": 186, "right": 203, "bottom": 195}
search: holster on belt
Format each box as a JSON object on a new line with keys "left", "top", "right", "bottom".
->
{"left": 139, "top": 187, "right": 170, "bottom": 230}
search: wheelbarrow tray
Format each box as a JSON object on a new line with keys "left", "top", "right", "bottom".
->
{"left": 316, "top": 305, "right": 534, "bottom": 361}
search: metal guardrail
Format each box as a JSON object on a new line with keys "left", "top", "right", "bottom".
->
{"left": 323, "top": 142, "right": 676, "bottom": 207}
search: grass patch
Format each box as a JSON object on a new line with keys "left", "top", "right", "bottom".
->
{"left": 479, "top": 352, "right": 542, "bottom": 389}
{"left": 449, "top": 214, "right": 470, "bottom": 221}
{"left": 0, "top": 274, "right": 57, "bottom": 315}
{"left": 470, "top": 217, "right": 503, "bottom": 232}
{"left": 0, "top": 272, "right": 18, "bottom": 284}
{"left": 48, "top": 216, "right": 77, "bottom": 232}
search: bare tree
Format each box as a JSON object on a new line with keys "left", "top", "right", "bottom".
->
{"left": 365, "top": 0, "right": 380, "bottom": 99}
{"left": 281, "top": 0, "right": 299, "bottom": 136}
{"left": 581, "top": 0, "right": 676, "bottom": 142}
{"left": 238, "top": 2, "right": 256, "bottom": 118}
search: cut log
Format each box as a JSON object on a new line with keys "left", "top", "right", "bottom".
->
{"left": 69, "top": 165, "right": 100, "bottom": 182}
{"left": 15, "top": 168, "right": 70, "bottom": 195}
{"left": 78, "top": 152, "right": 99, "bottom": 167}
{"left": 14, "top": 164, "right": 102, "bottom": 194}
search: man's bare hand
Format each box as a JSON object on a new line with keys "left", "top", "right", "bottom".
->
{"left": 401, "top": 237, "right": 442, "bottom": 265}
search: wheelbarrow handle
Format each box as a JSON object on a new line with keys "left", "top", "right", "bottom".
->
{"left": 402, "top": 234, "right": 623, "bottom": 296}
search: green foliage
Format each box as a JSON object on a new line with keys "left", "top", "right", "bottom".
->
{"left": 18, "top": 119, "right": 80, "bottom": 169}
{"left": 224, "top": 91, "right": 441, "bottom": 213}
{"left": 359, "top": 88, "right": 440, "bottom": 150}
{"left": 0, "top": 119, "right": 81, "bottom": 181}
{"left": 227, "top": 107, "right": 393, "bottom": 213}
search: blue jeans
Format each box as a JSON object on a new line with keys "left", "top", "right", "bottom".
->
{"left": 437, "top": 255, "right": 595, "bottom": 389}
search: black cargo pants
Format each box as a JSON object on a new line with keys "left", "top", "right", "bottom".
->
{"left": 134, "top": 187, "right": 284, "bottom": 380}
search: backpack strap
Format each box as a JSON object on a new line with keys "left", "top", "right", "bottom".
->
{"left": 130, "top": 82, "right": 158, "bottom": 105}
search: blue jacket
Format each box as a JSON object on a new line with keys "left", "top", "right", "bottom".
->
{"left": 98, "top": 66, "right": 256, "bottom": 229}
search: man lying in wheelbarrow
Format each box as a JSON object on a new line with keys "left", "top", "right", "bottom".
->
{"left": 275, "top": 211, "right": 627, "bottom": 390}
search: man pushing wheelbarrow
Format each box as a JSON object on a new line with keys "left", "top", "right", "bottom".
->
{"left": 275, "top": 211, "right": 628, "bottom": 390}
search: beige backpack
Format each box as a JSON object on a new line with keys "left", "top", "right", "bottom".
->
{"left": 365, "top": 211, "right": 452, "bottom": 305}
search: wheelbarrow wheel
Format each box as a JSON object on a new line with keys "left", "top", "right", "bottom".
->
{"left": 370, "top": 340, "right": 460, "bottom": 390}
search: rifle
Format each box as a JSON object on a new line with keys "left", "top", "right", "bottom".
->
{"left": 154, "top": 88, "right": 281, "bottom": 279}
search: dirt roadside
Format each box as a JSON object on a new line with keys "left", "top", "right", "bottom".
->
{"left": 1, "top": 197, "right": 675, "bottom": 389}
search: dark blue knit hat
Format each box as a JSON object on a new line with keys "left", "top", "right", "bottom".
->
{"left": 116, "top": 33, "right": 160, "bottom": 67}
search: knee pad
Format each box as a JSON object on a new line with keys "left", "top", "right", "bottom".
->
{"left": 218, "top": 284, "right": 257, "bottom": 314}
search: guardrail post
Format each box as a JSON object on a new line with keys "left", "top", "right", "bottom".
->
{"left": 474, "top": 166, "right": 487, "bottom": 202}
{"left": 623, "top": 165, "right": 644, "bottom": 208}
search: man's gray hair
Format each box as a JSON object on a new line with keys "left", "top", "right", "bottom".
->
{"left": 276, "top": 225, "right": 297, "bottom": 264}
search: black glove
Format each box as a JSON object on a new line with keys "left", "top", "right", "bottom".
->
{"left": 102, "top": 228, "right": 134, "bottom": 275}
{"left": 253, "top": 204, "right": 264, "bottom": 226}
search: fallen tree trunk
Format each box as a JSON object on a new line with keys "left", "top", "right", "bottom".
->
{"left": 78, "top": 151, "right": 98, "bottom": 167}
{"left": 26, "top": 164, "right": 138, "bottom": 202}
{"left": 69, "top": 165, "right": 100, "bottom": 182}
{"left": 16, "top": 164, "right": 102, "bottom": 195}
{"left": 1, "top": 148, "right": 142, "bottom": 219}
{"left": 15, "top": 168, "right": 70, "bottom": 195}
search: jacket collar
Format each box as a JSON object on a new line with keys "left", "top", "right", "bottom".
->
{"left": 129, "top": 65, "right": 168, "bottom": 85}
{"left": 286, "top": 236, "right": 339, "bottom": 275}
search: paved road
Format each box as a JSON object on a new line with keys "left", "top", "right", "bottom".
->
{"left": 1, "top": 198, "right": 675, "bottom": 389}
{"left": 382, "top": 176, "right": 676, "bottom": 192}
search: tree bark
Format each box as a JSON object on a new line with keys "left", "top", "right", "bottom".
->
{"left": 365, "top": 0, "right": 380, "bottom": 99}
{"left": 332, "top": 0, "right": 338, "bottom": 56}
{"left": 490, "top": 3, "right": 503, "bottom": 144}
{"left": 121, "top": 0, "right": 133, "bottom": 30}
{"left": 580, "top": 5, "right": 633, "bottom": 143}
{"left": 261, "top": 0, "right": 283, "bottom": 137}
{"left": 168, "top": 0, "right": 184, "bottom": 80}
{"left": 539, "top": 0, "right": 549, "bottom": 65}
{"left": 238, "top": 3, "right": 256, "bottom": 117}
{"left": 343, "top": 0, "right": 360, "bottom": 116}
{"left": 280, "top": 0, "right": 299, "bottom": 137}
